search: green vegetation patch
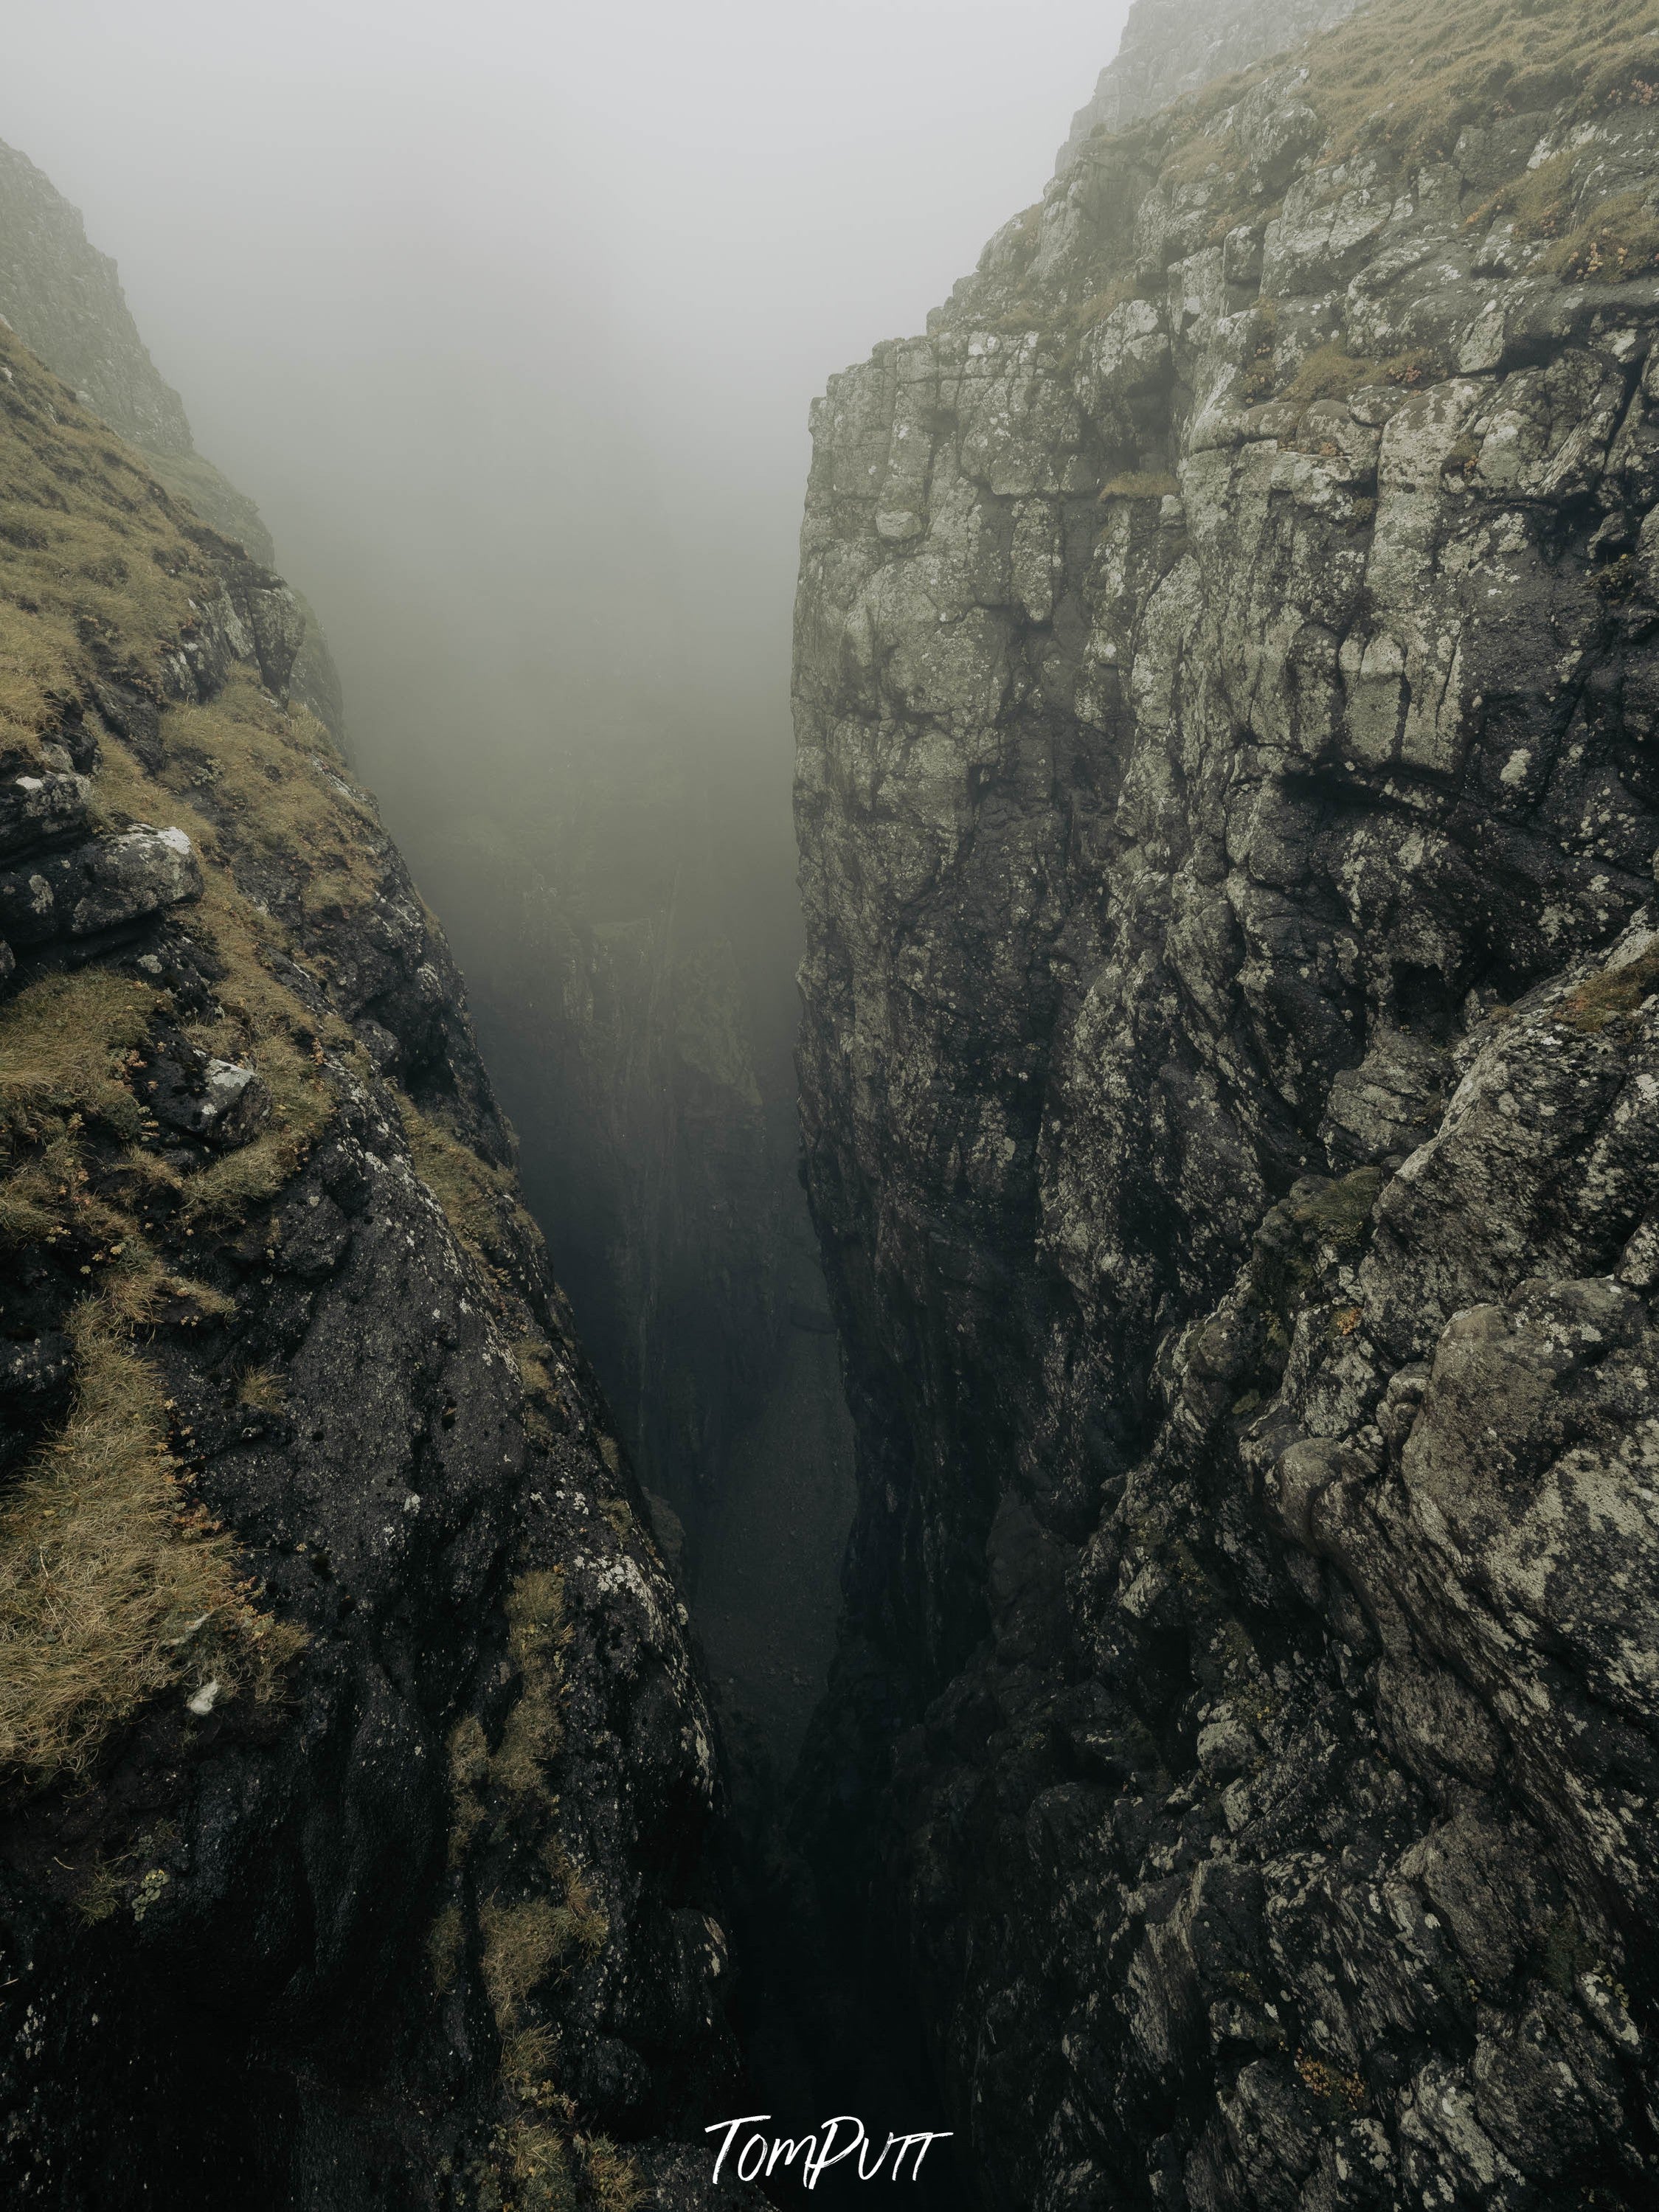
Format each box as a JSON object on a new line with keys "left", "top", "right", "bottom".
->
{"left": 399, "top": 1095, "right": 549, "bottom": 1297}
{"left": 0, "top": 968, "right": 154, "bottom": 1145}
{"left": 1078, "top": 0, "right": 1659, "bottom": 286}
{"left": 158, "top": 674, "right": 381, "bottom": 913}
{"left": 1277, "top": 0, "right": 1659, "bottom": 171}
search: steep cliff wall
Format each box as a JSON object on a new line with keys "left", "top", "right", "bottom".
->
{"left": 794, "top": 0, "right": 1659, "bottom": 2201}
{"left": 1056, "top": 0, "right": 1365, "bottom": 173}
{"left": 0, "top": 325, "right": 761, "bottom": 2211}
{"left": 0, "top": 139, "right": 344, "bottom": 738}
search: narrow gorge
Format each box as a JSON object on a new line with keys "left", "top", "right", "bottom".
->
{"left": 5, "top": 0, "right": 1659, "bottom": 2204}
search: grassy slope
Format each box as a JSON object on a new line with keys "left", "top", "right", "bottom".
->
{"left": 0, "top": 323, "right": 528, "bottom": 1783}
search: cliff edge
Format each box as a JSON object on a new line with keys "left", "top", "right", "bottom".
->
{"left": 1056, "top": 0, "right": 1366, "bottom": 173}
{"left": 0, "top": 139, "right": 344, "bottom": 738}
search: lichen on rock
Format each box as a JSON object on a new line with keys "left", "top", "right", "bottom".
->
{"left": 792, "top": 0, "right": 1659, "bottom": 2199}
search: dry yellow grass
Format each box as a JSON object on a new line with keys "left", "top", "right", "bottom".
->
{"left": 1098, "top": 471, "right": 1181, "bottom": 501}
{"left": 0, "top": 1303, "right": 305, "bottom": 1780}
{"left": 481, "top": 1895, "right": 569, "bottom": 2027}
{"left": 1293, "top": 0, "right": 1659, "bottom": 167}
{"left": 578, "top": 2138, "right": 645, "bottom": 2212}
{"left": 1093, "top": 0, "right": 1659, "bottom": 265}
{"left": 398, "top": 1095, "right": 547, "bottom": 1282}
{"left": 156, "top": 673, "right": 381, "bottom": 916}
{"left": 0, "top": 970, "right": 155, "bottom": 1145}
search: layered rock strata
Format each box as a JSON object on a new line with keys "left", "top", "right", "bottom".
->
{"left": 793, "top": 0, "right": 1659, "bottom": 2201}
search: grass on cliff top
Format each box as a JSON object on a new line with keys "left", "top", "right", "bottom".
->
{"left": 1092, "top": 0, "right": 1659, "bottom": 268}
{"left": 1292, "top": 0, "right": 1659, "bottom": 168}
{"left": 1153, "top": 0, "right": 1659, "bottom": 170}
{"left": 0, "top": 327, "right": 214, "bottom": 762}
{"left": 0, "top": 1302, "right": 305, "bottom": 1781}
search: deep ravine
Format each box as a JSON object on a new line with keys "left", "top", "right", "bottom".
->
{"left": 12, "top": 0, "right": 1659, "bottom": 2205}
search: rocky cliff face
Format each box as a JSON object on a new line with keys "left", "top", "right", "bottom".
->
{"left": 0, "top": 323, "right": 758, "bottom": 2210}
{"left": 0, "top": 139, "right": 344, "bottom": 738}
{"left": 793, "top": 0, "right": 1659, "bottom": 2201}
{"left": 1056, "top": 0, "right": 1365, "bottom": 173}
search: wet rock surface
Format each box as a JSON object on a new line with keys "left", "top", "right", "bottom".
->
{"left": 793, "top": 4, "right": 1659, "bottom": 2203}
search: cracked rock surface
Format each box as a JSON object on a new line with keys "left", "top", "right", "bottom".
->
{"left": 792, "top": 1, "right": 1659, "bottom": 2202}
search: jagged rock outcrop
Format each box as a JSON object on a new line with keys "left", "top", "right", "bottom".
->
{"left": 0, "top": 138, "right": 344, "bottom": 736}
{"left": 0, "top": 325, "right": 759, "bottom": 2209}
{"left": 1056, "top": 0, "right": 1364, "bottom": 173}
{"left": 793, "top": 0, "right": 1659, "bottom": 2202}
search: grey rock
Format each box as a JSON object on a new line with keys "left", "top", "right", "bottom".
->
{"left": 148, "top": 1050, "right": 271, "bottom": 1148}
{"left": 69, "top": 824, "right": 203, "bottom": 935}
{"left": 0, "top": 767, "right": 91, "bottom": 861}
{"left": 0, "top": 1331, "right": 72, "bottom": 1402}
{"left": 793, "top": 14, "right": 1659, "bottom": 2206}
{"left": 0, "top": 822, "right": 201, "bottom": 944}
{"left": 1056, "top": 0, "right": 1365, "bottom": 173}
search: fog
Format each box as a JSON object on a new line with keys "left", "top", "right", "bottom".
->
{"left": 1, "top": 0, "right": 1129, "bottom": 1621}
{"left": 3, "top": 3, "right": 1132, "bottom": 2141}
{"left": 2, "top": 0, "right": 1126, "bottom": 821}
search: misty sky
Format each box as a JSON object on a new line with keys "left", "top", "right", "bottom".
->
{"left": 1, "top": 0, "right": 1129, "bottom": 850}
